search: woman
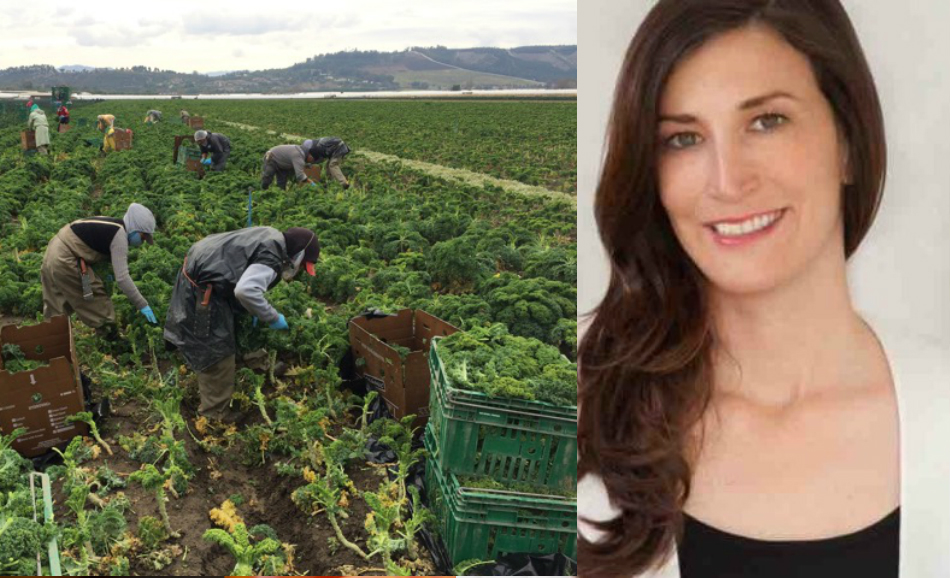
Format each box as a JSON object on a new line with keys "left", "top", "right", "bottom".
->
{"left": 41, "top": 203, "right": 159, "bottom": 333}
{"left": 27, "top": 104, "right": 50, "bottom": 155}
{"left": 577, "top": 1, "right": 950, "bottom": 577}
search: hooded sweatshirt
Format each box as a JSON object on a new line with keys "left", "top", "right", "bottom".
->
{"left": 67, "top": 203, "right": 155, "bottom": 310}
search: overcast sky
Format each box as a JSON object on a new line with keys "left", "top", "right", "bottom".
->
{"left": 0, "top": 0, "right": 576, "bottom": 74}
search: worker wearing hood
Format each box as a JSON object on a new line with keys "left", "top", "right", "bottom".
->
{"left": 302, "top": 137, "right": 351, "bottom": 189}
{"left": 41, "top": 203, "right": 159, "bottom": 331}
{"left": 28, "top": 104, "right": 51, "bottom": 155}
{"left": 163, "top": 226, "right": 320, "bottom": 422}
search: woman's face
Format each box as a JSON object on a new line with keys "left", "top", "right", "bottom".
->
{"left": 656, "top": 24, "right": 849, "bottom": 296}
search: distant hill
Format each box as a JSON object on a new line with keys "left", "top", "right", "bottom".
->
{"left": 0, "top": 45, "right": 576, "bottom": 95}
{"left": 58, "top": 65, "right": 97, "bottom": 73}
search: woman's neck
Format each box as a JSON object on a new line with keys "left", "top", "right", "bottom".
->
{"left": 708, "top": 244, "right": 876, "bottom": 408}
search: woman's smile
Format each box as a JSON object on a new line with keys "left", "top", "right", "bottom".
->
{"left": 707, "top": 208, "right": 788, "bottom": 247}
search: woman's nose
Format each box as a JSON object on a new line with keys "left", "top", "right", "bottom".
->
{"left": 706, "top": 138, "right": 760, "bottom": 202}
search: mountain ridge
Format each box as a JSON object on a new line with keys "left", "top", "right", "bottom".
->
{"left": 2, "top": 45, "right": 576, "bottom": 94}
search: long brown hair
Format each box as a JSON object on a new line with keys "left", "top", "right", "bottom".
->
{"left": 578, "top": 1, "right": 886, "bottom": 575}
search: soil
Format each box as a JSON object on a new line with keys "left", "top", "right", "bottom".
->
{"left": 47, "top": 373, "right": 434, "bottom": 576}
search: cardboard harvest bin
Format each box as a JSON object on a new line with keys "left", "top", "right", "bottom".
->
{"left": 0, "top": 316, "right": 87, "bottom": 457}
{"left": 349, "top": 310, "right": 458, "bottom": 428}
{"left": 304, "top": 165, "right": 322, "bottom": 181}
{"left": 20, "top": 130, "right": 36, "bottom": 150}
{"left": 114, "top": 128, "right": 133, "bottom": 151}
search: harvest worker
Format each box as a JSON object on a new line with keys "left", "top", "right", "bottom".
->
{"left": 27, "top": 104, "right": 51, "bottom": 155}
{"left": 260, "top": 144, "right": 318, "bottom": 190}
{"left": 194, "top": 130, "right": 231, "bottom": 171}
{"left": 180, "top": 109, "right": 190, "bottom": 124}
{"left": 97, "top": 114, "right": 117, "bottom": 153}
{"left": 40, "top": 203, "right": 159, "bottom": 335}
{"left": 144, "top": 109, "right": 162, "bottom": 123}
{"left": 57, "top": 104, "right": 70, "bottom": 126}
{"left": 302, "top": 137, "right": 351, "bottom": 189}
{"left": 164, "top": 226, "right": 320, "bottom": 422}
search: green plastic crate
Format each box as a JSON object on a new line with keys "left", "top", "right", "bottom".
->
{"left": 425, "top": 429, "right": 577, "bottom": 566}
{"left": 176, "top": 145, "right": 202, "bottom": 165}
{"left": 427, "top": 339, "right": 577, "bottom": 493}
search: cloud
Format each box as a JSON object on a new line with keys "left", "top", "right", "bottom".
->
{"left": 182, "top": 13, "right": 306, "bottom": 36}
{"left": 69, "top": 18, "right": 173, "bottom": 48}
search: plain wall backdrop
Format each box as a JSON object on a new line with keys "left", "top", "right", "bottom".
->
{"left": 579, "top": 0, "right": 950, "bottom": 343}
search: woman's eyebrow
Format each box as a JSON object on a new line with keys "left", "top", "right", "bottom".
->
{"left": 658, "top": 113, "right": 697, "bottom": 124}
{"left": 738, "top": 90, "right": 799, "bottom": 110}
{"left": 658, "top": 91, "right": 800, "bottom": 124}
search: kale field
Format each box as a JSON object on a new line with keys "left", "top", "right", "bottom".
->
{"left": 0, "top": 99, "right": 577, "bottom": 576}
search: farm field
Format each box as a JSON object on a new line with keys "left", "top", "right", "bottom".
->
{"left": 116, "top": 99, "right": 578, "bottom": 195}
{"left": 0, "top": 99, "right": 577, "bottom": 576}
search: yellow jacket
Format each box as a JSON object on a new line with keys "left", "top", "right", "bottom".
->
{"left": 102, "top": 126, "right": 116, "bottom": 152}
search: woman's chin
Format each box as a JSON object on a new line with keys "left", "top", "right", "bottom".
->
{"left": 702, "top": 265, "right": 793, "bottom": 297}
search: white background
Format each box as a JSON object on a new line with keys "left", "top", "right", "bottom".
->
{"left": 579, "top": 0, "right": 950, "bottom": 342}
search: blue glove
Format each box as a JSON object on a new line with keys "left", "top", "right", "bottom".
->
{"left": 140, "top": 306, "right": 157, "bottom": 324}
{"left": 201, "top": 158, "right": 213, "bottom": 166}
{"left": 310, "top": 181, "right": 317, "bottom": 187}
{"left": 252, "top": 316, "right": 259, "bottom": 328}
{"left": 268, "top": 314, "right": 288, "bottom": 331}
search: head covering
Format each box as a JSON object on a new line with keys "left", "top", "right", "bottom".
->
{"left": 194, "top": 130, "right": 208, "bottom": 141}
{"left": 123, "top": 203, "right": 156, "bottom": 244}
{"left": 283, "top": 227, "right": 319, "bottom": 276}
{"left": 302, "top": 139, "right": 313, "bottom": 151}
{"left": 30, "top": 104, "right": 38, "bottom": 112}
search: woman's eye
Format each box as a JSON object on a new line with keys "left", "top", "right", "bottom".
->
{"left": 663, "top": 132, "right": 703, "bottom": 150}
{"left": 751, "top": 113, "right": 788, "bottom": 132}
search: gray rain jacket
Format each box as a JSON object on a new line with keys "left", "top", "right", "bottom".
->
{"left": 163, "top": 227, "right": 290, "bottom": 371}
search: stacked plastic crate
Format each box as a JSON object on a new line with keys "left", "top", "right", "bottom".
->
{"left": 424, "top": 338, "right": 577, "bottom": 567}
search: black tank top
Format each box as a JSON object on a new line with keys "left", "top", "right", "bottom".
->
{"left": 70, "top": 217, "right": 125, "bottom": 256}
{"left": 678, "top": 508, "right": 899, "bottom": 578}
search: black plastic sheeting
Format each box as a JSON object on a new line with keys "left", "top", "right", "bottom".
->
{"left": 361, "top": 394, "right": 453, "bottom": 575}
{"left": 338, "top": 308, "right": 399, "bottom": 397}
{"left": 458, "top": 553, "right": 579, "bottom": 576}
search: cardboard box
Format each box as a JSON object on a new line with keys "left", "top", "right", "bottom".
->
{"left": 304, "top": 165, "right": 322, "bottom": 181}
{"left": 349, "top": 310, "right": 459, "bottom": 429}
{"left": 58, "top": 123, "right": 71, "bottom": 134}
{"left": 114, "top": 128, "right": 133, "bottom": 151}
{"left": 185, "top": 158, "right": 205, "bottom": 176}
{"left": 0, "top": 316, "right": 87, "bottom": 457}
{"left": 20, "top": 130, "right": 36, "bottom": 150}
{"left": 188, "top": 116, "right": 205, "bottom": 129}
